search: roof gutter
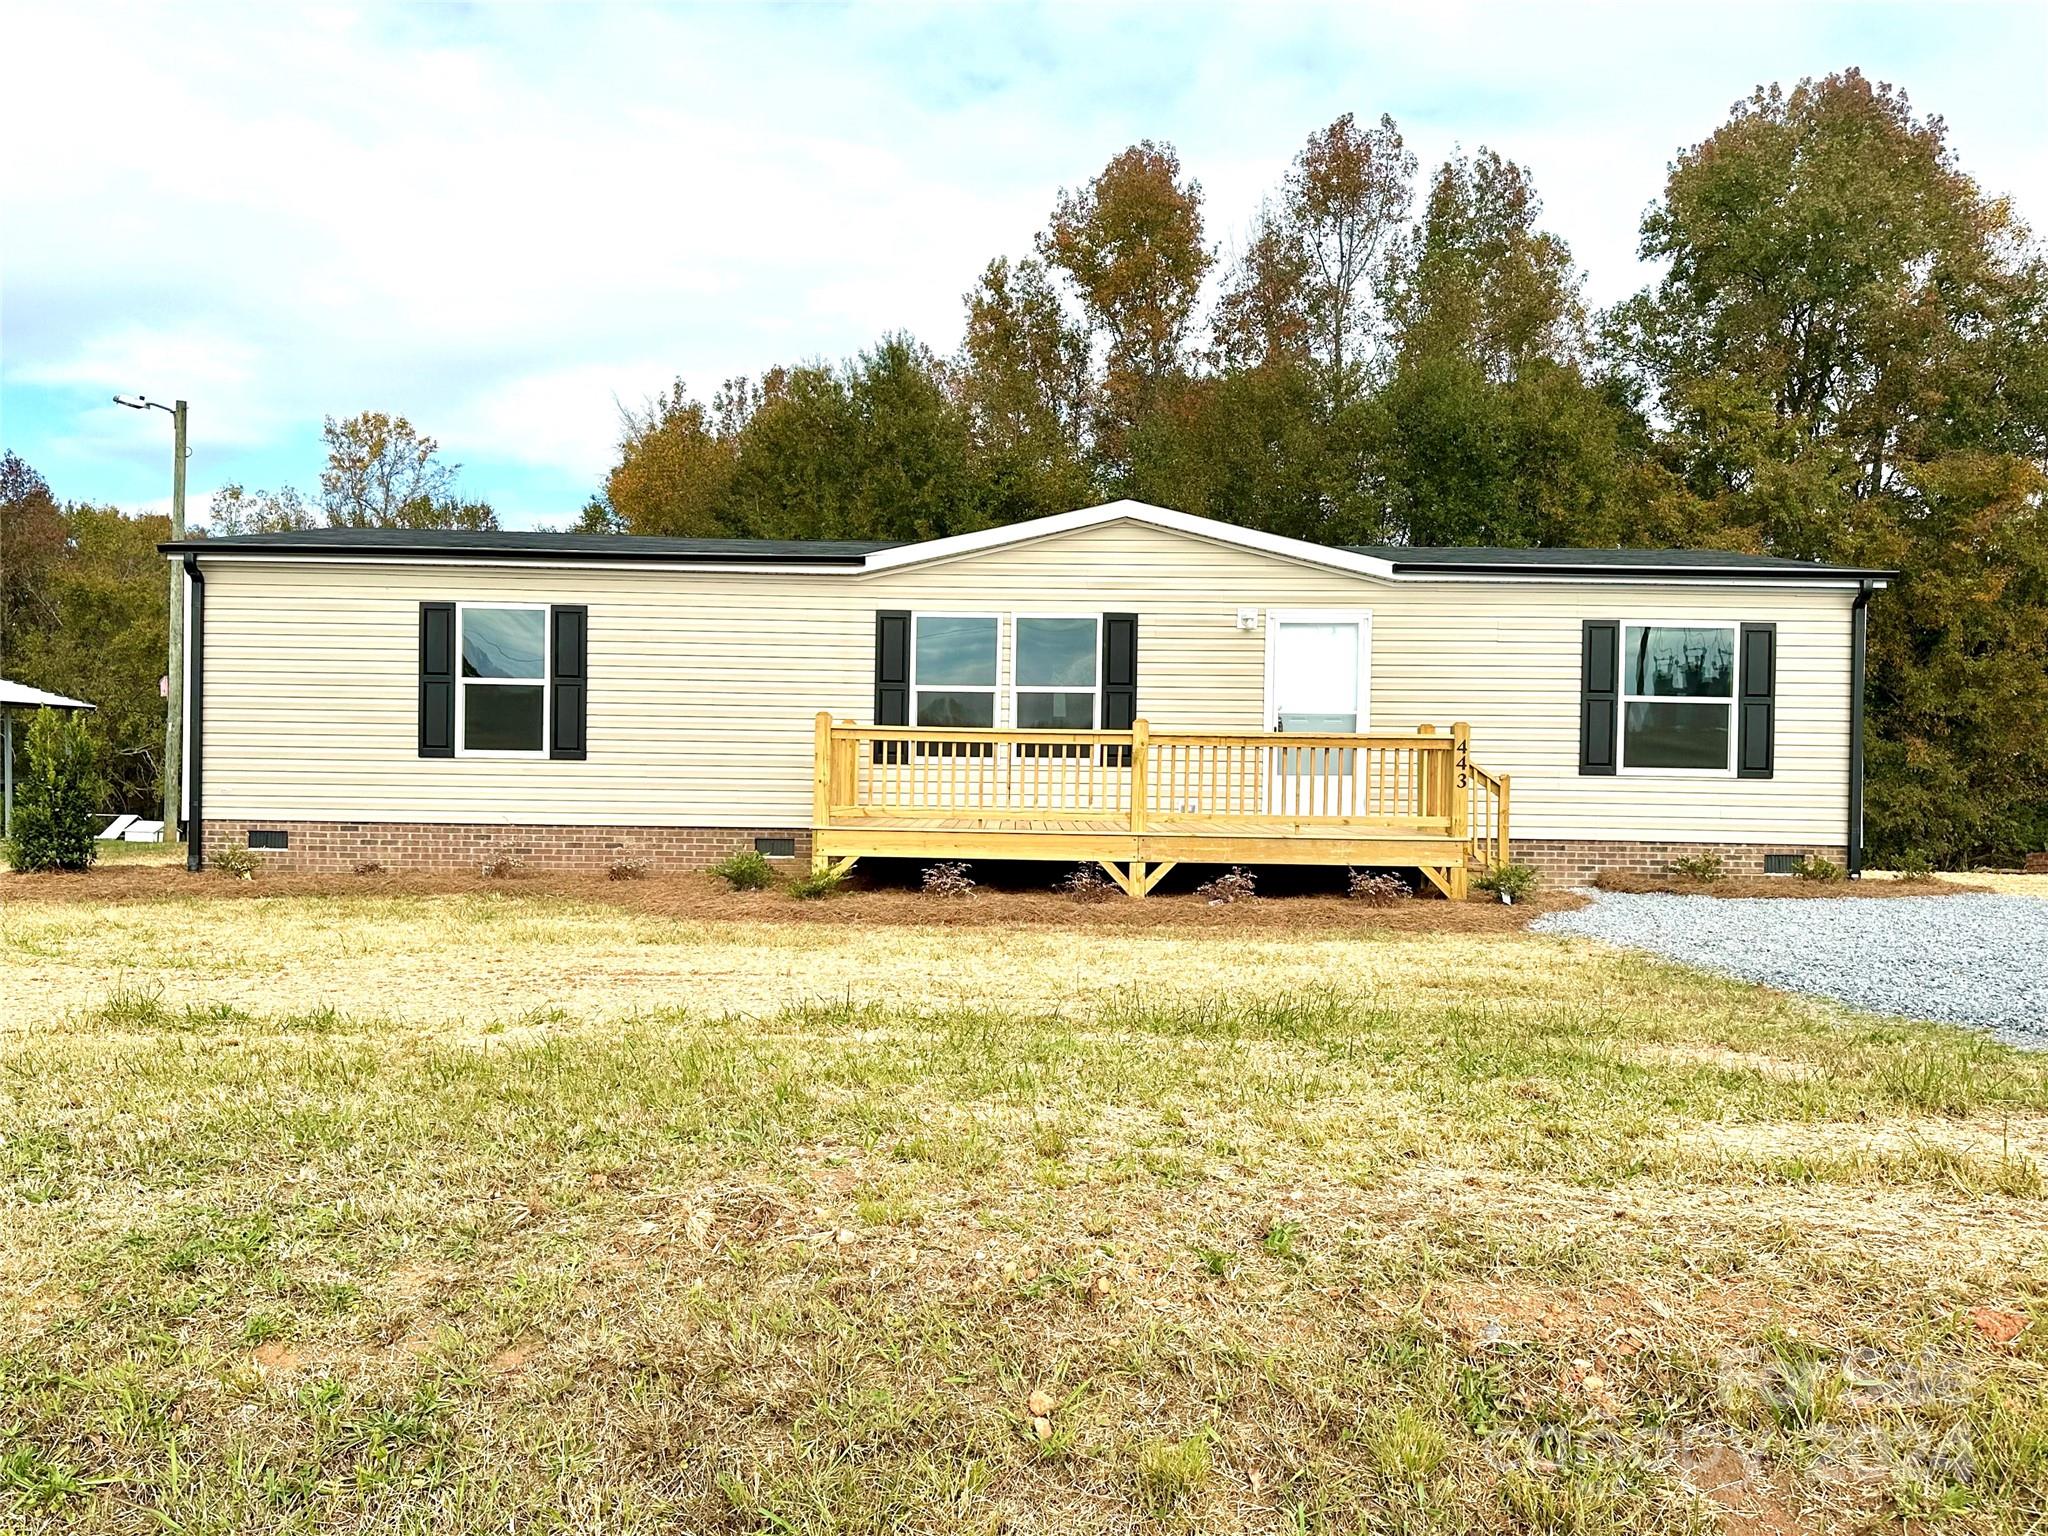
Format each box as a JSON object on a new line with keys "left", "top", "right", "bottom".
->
{"left": 1847, "top": 578, "right": 1876, "bottom": 878}
{"left": 182, "top": 555, "right": 204, "bottom": 873}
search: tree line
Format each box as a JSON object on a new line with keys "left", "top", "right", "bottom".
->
{"left": 2, "top": 70, "right": 2042, "bottom": 864}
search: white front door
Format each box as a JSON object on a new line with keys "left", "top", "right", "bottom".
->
{"left": 1265, "top": 611, "right": 1370, "bottom": 815}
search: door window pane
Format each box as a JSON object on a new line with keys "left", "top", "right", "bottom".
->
{"left": 1625, "top": 626, "right": 1732, "bottom": 697}
{"left": 914, "top": 616, "right": 997, "bottom": 686}
{"left": 1623, "top": 701, "right": 1730, "bottom": 770}
{"left": 465, "top": 684, "right": 545, "bottom": 752}
{"left": 1273, "top": 622, "right": 1359, "bottom": 715}
{"left": 462, "top": 607, "right": 545, "bottom": 679}
{"left": 1017, "top": 617, "right": 1097, "bottom": 688}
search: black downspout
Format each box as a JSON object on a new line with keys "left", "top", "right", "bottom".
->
{"left": 1848, "top": 579, "right": 1874, "bottom": 878}
{"left": 183, "top": 555, "right": 204, "bottom": 873}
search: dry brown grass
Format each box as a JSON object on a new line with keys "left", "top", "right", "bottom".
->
{"left": 2, "top": 883, "right": 2045, "bottom": 1533}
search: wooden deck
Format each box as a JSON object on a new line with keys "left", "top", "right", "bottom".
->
{"left": 811, "top": 715, "right": 1510, "bottom": 898}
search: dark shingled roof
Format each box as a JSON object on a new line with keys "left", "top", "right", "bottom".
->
{"left": 1347, "top": 545, "right": 1892, "bottom": 579}
{"left": 161, "top": 524, "right": 1891, "bottom": 579}
{"left": 162, "top": 526, "right": 901, "bottom": 563}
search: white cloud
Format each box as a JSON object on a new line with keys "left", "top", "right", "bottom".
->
{"left": 4, "top": 1, "right": 2043, "bottom": 523}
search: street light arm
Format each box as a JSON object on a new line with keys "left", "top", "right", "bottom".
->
{"left": 112, "top": 393, "right": 178, "bottom": 416}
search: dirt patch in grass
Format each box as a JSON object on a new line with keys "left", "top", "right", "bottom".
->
{"left": 2, "top": 862, "right": 1579, "bottom": 932}
{"left": 1592, "top": 870, "right": 1974, "bottom": 899}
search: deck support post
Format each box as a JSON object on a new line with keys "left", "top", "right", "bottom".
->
{"left": 1448, "top": 721, "right": 1470, "bottom": 848}
{"left": 1099, "top": 860, "right": 1140, "bottom": 897}
{"left": 1128, "top": 718, "right": 1149, "bottom": 835}
{"left": 811, "top": 710, "right": 833, "bottom": 874}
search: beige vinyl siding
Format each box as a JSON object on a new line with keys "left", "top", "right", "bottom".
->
{"left": 198, "top": 518, "right": 1855, "bottom": 844}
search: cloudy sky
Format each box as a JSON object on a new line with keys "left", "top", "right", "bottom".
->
{"left": 3, "top": 2, "right": 2043, "bottom": 529}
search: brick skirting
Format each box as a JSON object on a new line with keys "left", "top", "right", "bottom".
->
{"left": 1511, "top": 838, "right": 1849, "bottom": 884}
{"left": 203, "top": 819, "right": 811, "bottom": 875}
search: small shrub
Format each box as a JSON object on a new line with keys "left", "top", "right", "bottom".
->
{"left": 788, "top": 867, "right": 845, "bottom": 900}
{"left": 1666, "top": 850, "right": 1725, "bottom": 883}
{"left": 2, "top": 707, "right": 106, "bottom": 873}
{"left": 1473, "top": 861, "right": 1538, "bottom": 903}
{"left": 1057, "top": 864, "right": 1115, "bottom": 902}
{"left": 479, "top": 850, "right": 523, "bottom": 880}
{"left": 921, "top": 861, "right": 975, "bottom": 898}
{"left": 1195, "top": 866, "right": 1257, "bottom": 904}
{"left": 710, "top": 849, "right": 774, "bottom": 891}
{"left": 350, "top": 859, "right": 386, "bottom": 876}
{"left": 607, "top": 857, "right": 651, "bottom": 881}
{"left": 1791, "top": 854, "right": 1845, "bottom": 884}
{"left": 1348, "top": 870, "right": 1412, "bottom": 906}
{"left": 1894, "top": 850, "right": 1934, "bottom": 879}
{"left": 212, "top": 844, "right": 260, "bottom": 881}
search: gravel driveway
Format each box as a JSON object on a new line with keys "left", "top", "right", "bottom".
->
{"left": 1532, "top": 891, "right": 2048, "bottom": 1046}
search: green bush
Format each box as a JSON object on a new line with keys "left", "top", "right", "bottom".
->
{"left": 1473, "top": 861, "right": 1539, "bottom": 903}
{"left": 710, "top": 849, "right": 775, "bottom": 890}
{"left": 1790, "top": 854, "right": 1846, "bottom": 883}
{"left": 1893, "top": 850, "right": 1934, "bottom": 879}
{"left": 212, "top": 844, "right": 260, "bottom": 880}
{"left": 1666, "top": 851, "right": 1726, "bottom": 883}
{"left": 787, "top": 867, "right": 844, "bottom": 900}
{"left": 3, "top": 708, "right": 106, "bottom": 873}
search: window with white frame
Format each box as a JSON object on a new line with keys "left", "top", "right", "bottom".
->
{"left": 459, "top": 603, "right": 548, "bottom": 755}
{"left": 911, "top": 614, "right": 999, "bottom": 728}
{"left": 1014, "top": 615, "right": 1100, "bottom": 730}
{"left": 1620, "top": 622, "right": 1735, "bottom": 773}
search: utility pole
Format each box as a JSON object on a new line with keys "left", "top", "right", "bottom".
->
{"left": 164, "top": 400, "right": 188, "bottom": 844}
{"left": 115, "top": 394, "right": 189, "bottom": 845}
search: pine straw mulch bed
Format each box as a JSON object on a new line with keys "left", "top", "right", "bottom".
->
{"left": 1591, "top": 870, "right": 1982, "bottom": 900}
{"left": 0, "top": 863, "right": 1580, "bottom": 933}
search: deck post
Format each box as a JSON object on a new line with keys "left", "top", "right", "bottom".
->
{"left": 811, "top": 710, "right": 833, "bottom": 872}
{"left": 1129, "top": 717, "right": 1150, "bottom": 835}
{"left": 1448, "top": 721, "right": 1470, "bottom": 844}
{"left": 1496, "top": 773, "right": 1511, "bottom": 868}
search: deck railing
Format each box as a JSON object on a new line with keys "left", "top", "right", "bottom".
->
{"left": 814, "top": 713, "right": 1508, "bottom": 855}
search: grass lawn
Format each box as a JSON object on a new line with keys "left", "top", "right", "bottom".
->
{"left": 1, "top": 873, "right": 2044, "bottom": 1533}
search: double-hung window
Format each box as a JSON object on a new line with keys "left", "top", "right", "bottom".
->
{"left": 1014, "top": 616, "right": 1100, "bottom": 730}
{"left": 1619, "top": 622, "right": 1735, "bottom": 773}
{"left": 911, "top": 614, "right": 999, "bottom": 756}
{"left": 459, "top": 603, "right": 549, "bottom": 755}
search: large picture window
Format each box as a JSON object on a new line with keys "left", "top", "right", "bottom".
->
{"left": 1620, "top": 622, "right": 1735, "bottom": 773}
{"left": 911, "top": 614, "right": 999, "bottom": 728}
{"left": 459, "top": 603, "right": 548, "bottom": 755}
{"left": 1014, "top": 615, "right": 1100, "bottom": 730}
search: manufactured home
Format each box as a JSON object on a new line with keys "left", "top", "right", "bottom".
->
{"left": 162, "top": 500, "right": 1890, "bottom": 895}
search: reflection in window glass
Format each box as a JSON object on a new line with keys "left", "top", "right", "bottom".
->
{"left": 914, "top": 616, "right": 998, "bottom": 686}
{"left": 1017, "top": 618, "right": 1097, "bottom": 688}
{"left": 1017, "top": 691, "right": 1096, "bottom": 729}
{"left": 462, "top": 607, "right": 546, "bottom": 679}
{"left": 915, "top": 689, "right": 996, "bottom": 729}
{"left": 1625, "top": 625, "right": 1732, "bottom": 697}
{"left": 1623, "top": 701, "right": 1730, "bottom": 770}
{"left": 465, "top": 683, "right": 545, "bottom": 752}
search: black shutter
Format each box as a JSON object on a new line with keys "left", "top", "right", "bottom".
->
{"left": 874, "top": 611, "right": 910, "bottom": 724}
{"left": 551, "top": 605, "right": 588, "bottom": 761}
{"left": 874, "top": 610, "right": 910, "bottom": 764}
{"left": 1099, "top": 613, "right": 1137, "bottom": 766}
{"left": 419, "top": 602, "right": 455, "bottom": 757}
{"left": 1737, "top": 621, "right": 1776, "bottom": 779}
{"left": 1579, "top": 619, "right": 1619, "bottom": 775}
{"left": 1101, "top": 613, "right": 1138, "bottom": 730}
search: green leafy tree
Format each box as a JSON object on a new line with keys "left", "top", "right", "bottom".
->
{"left": 1376, "top": 148, "right": 1647, "bottom": 548}
{"left": 957, "top": 256, "right": 1097, "bottom": 520}
{"left": 1038, "top": 142, "right": 1213, "bottom": 472}
{"left": 205, "top": 481, "right": 318, "bottom": 535}
{"left": 319, "top": 411, "right": 497, "bottom": 529}
{"left": 1611, "top": 69, "right": 2048, "bottom": 863}
{"left": 3, "top": 707, "right": 108, "bottom": 871}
